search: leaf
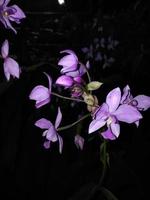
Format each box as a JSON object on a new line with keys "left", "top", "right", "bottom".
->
{"left": 86, "top": 81, "right": 103, "bottom": 91}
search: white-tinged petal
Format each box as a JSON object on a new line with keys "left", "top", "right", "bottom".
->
{"left": 1, "top": 39, "right": 9, "bottom": 58}
{"left": 55, "top": 107, "right": 62, "bottom": 129}
{"left": 88, "top": 119, "right": 106, "bottom": 134}
{"left": 110, "top": 122, "right": 120, "bottom": 138}
{"left": 35, "top": 118, "right": 52, "bottom": 129}
{"left": 46, "top": 126, "right": 58, "bottom": 142}
{"left": 56, "top": 75, "right": 73, "bottom": 87}
{"left": 29, "top": 85, "right": 49, "bottom": 101}
{"left": 106, "top": 87, "right": 121, "bottom": 113}
{"left": 4, "top": 57, "right": 20, "bottom": 79}
{"left": 3, "top": 63, "right": 10, "bottom": 81}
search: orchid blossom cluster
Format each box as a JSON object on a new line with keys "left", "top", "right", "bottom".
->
{"left": 0, "top": 1, "right": 150, "bottom": 155}
{"left": 29, "top": 50, "right": 150, "bottom": 153}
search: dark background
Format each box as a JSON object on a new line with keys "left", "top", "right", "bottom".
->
{"left": 0, "top": 0, "right": 150, "bottom": 199}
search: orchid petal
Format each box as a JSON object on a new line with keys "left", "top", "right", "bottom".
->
{"left": 135, "top": 120, "right": 139, "bottom": 127}
{"left": 0, "top": 0, "right": 10, "bottom": 6}
{"left": 56, "top": 75, "right": 73, "bottom": 87}
{"left": 134, "top": 95, "right": 150, "bottom": 111}
{"left": 121, "top": 85, "right": 133, "bottom": 104}
{"left": 8, "top": 5, "right": 26, "bottom": 21}
{"left": 35, "top": 118, "right": 52, "bottom": 129}
{"left": 110, "top": 122, "right": 120, "bottom": 138}
{"left": 94, "top": 103, "right": 109, "bottom": 120}
{"left": 46, "top": 126, "right": 58, "bottom": 142}
{"left": 29, "top": 85, "right": 49, "bottom": 100}
{"left": 4, "top": 57, "right": 20, "bottom": 79}
{"left": 1, "top": 39, "right": 9, "bottom": 58}
{"left": 73, "top": 76, "right": 83, "bottom": 83}
{"left": 101, "top": 128, "right": 116, "bottom": 140}
{"left": 106, "top": 87, "right": 121, "bottom": 112}
{"left": 55, "top": 107, "right": 62, "bottom": 129}
{"left": 0, "top": 15, "right": 17, "bottom": 33}
{"left": 88, "top": 118, "right": 106, "bottom": 134}
{"left": 3, "top": 63, "right": 10, "bottom": 80}
{"left": 114, "top": 104, "right": 143, "bottom": 123}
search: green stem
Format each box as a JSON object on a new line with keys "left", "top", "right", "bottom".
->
{"left": 57, "top": 113, "right": 91, "bottom": 131}
{"left": 99, "top": 140, "right": 107, "bottom": 185}
{"left": 51, "top": 92, "right": 85, "bottom": 103}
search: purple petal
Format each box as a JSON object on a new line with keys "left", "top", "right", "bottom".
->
{"left": 46, "top": 126, "right": 58, "bottom": 142}
{"left": 4, "top": 57, "right": 20, "bottom": 80}
{"left": 74, "top": 135, "right": 84, "bottom": 150}
{"left": 73, "top": 76, "right": 83, "bottom": 83}
{"left": 35, "top": 118, "right": 52, "bottom": 129}
{"left": 106, "top": 87, "right": 121, "bottom": 113}
{"left": 134, "top": 95, "right": 150, "bottom": 111}
{"left": 55, "top": 107, "right": 62, "bottom": 129}
{"left": 35, "top": 98, "right": 50, "bottom": 109}
{"left": 121, "top": 85, "right": 133, "bottom": 104}
{"left": 43, "top": 141, "right": 51, "bottom": 149}
{"left": 101, "top": 128, "right": 116, "bottom": 140}
{"left": 0, "top": 15, "right": 17, "bottom": 33}
{"left": 56, "top": 75, "right": 73, "bottom": 87}
{"left": 113, "top": 104, "right": 143, "bottom": 123}
{"left": 135, "top": 120, "right": 139, "bottom": 127}
{"left": 8, "top": 5, "right": 26, "bottom": 21}
{"left": 3, "top": 63, "right": 10, "bottom": 80}
{"left": 65, "top": 70, "right": 80, "bottom": 77}
{"left": 110, "top": 122, "right": 120, "bottom": 138}
{"left": 88, "top": 118, "right": 106, "bottom": 134}
{"left": 1, "top": 39, "right": 9, "bottom": 58}
{"left": 58, "top": 53, "right": 78, "bottom": 70}
{"left": 94, "top": 103, "right": 109, "bottom": 120}
{"left": 60, "top": 65, "right": 78, "bottom": 74}
{"left": 58, "top": 135, "right": 63, "bottom": 154}
{"left": 60, "top": 49, "right": 78, "bottom": 60}
{"left": 29, "top": 85, "right": 49, "bottom": 101}
{"left": 0, "top": 0, "right": 10, "bottom": 6}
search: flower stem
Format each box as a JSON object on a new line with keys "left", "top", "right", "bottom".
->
{"left": 99, "top": 140, "right": 107, "bottom": 185}
{"left": 57, "top": 113, "right": 91, "bottom": 131}
{"left": 51, "top": 92, "right": 85, "bottom": 102}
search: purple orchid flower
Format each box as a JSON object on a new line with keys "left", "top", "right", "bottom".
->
{"left": 88, "top": 87, "right": 142, "bottom": 140}
{"left": 35, "top": 107, "right": 63, "bottom": 153}
{"left": 1, "top": 39, "right": 20, "bottom": 81}
{"left": 74, "top": 134, "right": 84, "bottom": 150}
{"left": 0, "top": 0, "right": 26, "bottom": 33}
{"left": 29, "top": 72, "right": 52, "bottom": 108}
{"left": 56, "top": 61, "right": 90, "bottom": 88}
